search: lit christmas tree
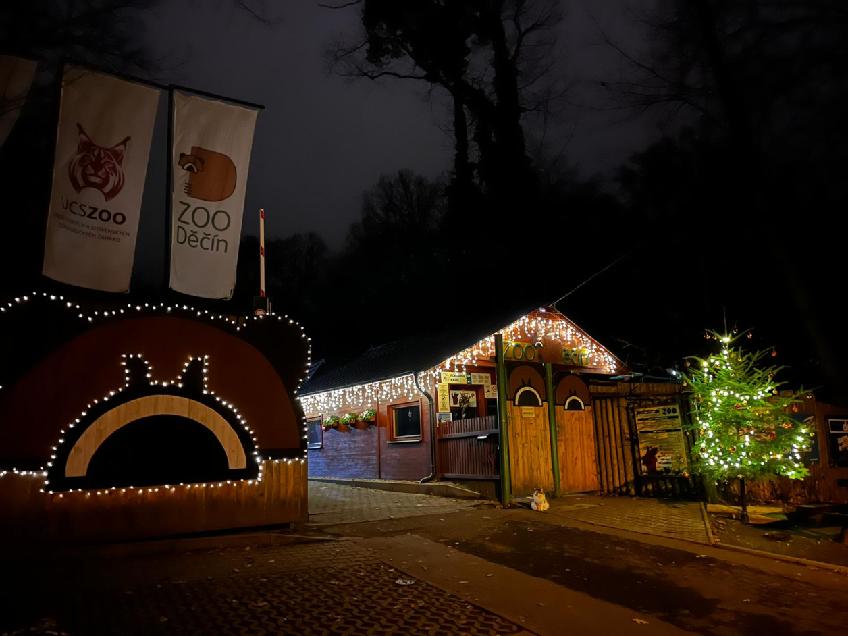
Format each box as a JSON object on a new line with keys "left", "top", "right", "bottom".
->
{"left": 684, "top": 331, "right": 811, "bottom": 522}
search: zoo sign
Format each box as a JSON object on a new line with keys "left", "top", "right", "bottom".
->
{"left": 504, "top": 340, "right": 591, "bottom": 367}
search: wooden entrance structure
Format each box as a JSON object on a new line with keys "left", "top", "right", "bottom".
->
{"left": 556, "top": 407, "right": 600, "bottom": 493}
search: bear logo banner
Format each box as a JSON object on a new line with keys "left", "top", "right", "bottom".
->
{"left": 169, "top": 90, "right": 259, "bottom": 299}
{"left": 43, "top": 66, "right": 159, "bottom": 292}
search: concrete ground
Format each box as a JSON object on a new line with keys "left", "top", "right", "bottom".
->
{"left": 2, "top": 484, "right": 847, "bottom": 635}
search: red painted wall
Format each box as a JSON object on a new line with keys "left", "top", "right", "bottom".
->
{"left": 309, "top": 427, "right": 379, "bottom": 478}
{"left": 377, "top": 397, "right": 432, "bottom": 481}
{"left": 305, "top": 396, "right": 433, "bottom": 481}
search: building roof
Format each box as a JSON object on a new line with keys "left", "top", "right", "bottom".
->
{"left": 300, "top": 303, "right": 623, "bottom": 396}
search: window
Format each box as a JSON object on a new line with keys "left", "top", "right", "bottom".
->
{"left": 307, "top": 418, "right": 323, "bottom": 449}
{"left": 392, "top": 403, "right": 422, "bottom": 441}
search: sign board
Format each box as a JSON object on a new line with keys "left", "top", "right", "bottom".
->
{"left": 484, "top": 383, "right": 498, "bottom": 399}
{"left": 470, "top": 372, "right": 492, "bottom": 386}
{"left": 635, "top": 404, "right": 689, "bottom": 474}
{"left": 441, "top": 371, "right": 469, "bottom": 385}
{"left": 437, "top": 383, "right": 450, "bottom": 413}
{"left": 450, "top": 389, "right": 478, "bottom": 409}
{"left": 520, "top": 406, "right": 536, "bottom": 418}
{"left": 827, "top": 418, "right": 848, "bottom": 468}
{"left": 503, "top": 339, "right": 595, "bottom": 369}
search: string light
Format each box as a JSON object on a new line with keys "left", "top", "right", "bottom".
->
{"left": 299, "top": 372, "right": 431, "bottom": 414}
{"left": 0, "top": 291, "right": 311, "bottom": 494}
{"left": 437, "top": 309, "right": 619, "bottom": 374}
{"left": 0, "top": 290, "right": 313, "bottom": 397}
{"left": 685, "top": 332, "right": 812, "bottom": 481}
{"left": 299, "top": 308, "right": 620, "bottom": 415}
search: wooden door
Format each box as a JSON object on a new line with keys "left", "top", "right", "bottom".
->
{"left": 556, "top": 406, "right": 600, "bottom": 493}
{"left": 507, "top": 403, "right": 554, "bottom": 496}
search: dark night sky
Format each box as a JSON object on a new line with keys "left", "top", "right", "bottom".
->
{"left": 133, "top": 0, "right": 659, "bottom": 281}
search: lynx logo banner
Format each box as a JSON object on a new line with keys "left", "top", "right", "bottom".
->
{"left": 42, "top": 66, "right": 159, "bottom": 292}
{"left": 169, "top": 90, "right": 258, "bottom": 299}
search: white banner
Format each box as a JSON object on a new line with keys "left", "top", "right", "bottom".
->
{"left": 169, "top": 90, "right": 258, "bottom": 299}
{"left": 42, "top": 66, "right": 159, "bottom": 292}
{"left": 0, "top": 55, "right": 37, "bottom": 148}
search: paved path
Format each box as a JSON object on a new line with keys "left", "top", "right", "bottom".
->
{"left": 542, "top": 495, "right": 711, "bottom": 544}
{"left": 308, "top": 480, "right": 477, "bottom": 526}
{"left": 310, "top": 482, "right": 710, "bottom": 545}
{"left": 3, "top": 540, "right": 525, "bottom": 635}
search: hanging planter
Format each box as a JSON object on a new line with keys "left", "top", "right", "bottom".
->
{"left": 340, "top": 413, "right": 358, "bottom": 431}
{"left": 323, "top": 415, "right": 340, "bottom": 431}
{"left": 359, "top": 409, "right": 377, "bottom": 427}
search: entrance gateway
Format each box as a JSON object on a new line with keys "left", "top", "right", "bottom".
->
{"left": 300, "top": 307, "right": 689, "bottom": 502}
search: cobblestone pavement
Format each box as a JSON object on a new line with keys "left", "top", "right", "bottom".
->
{"left": 308, "top": 481, "right": 478, "bottom": 526}
{"left": 542, "top": 495, "right": 711, "bottom": 544}
{"left": 3, "top": 541, "right": 522, "bottom": 636}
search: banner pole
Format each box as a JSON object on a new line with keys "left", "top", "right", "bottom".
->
{"left": 259, "top": 208, "right": 266, "bottom": 299}
{"left": 164, "top": 87, "right": 174, "bottom": 293}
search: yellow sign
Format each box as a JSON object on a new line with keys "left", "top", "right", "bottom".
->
{"left": 437, "top": 383, "right": 450, "bottom": 413}
{"left": 441, "top": 371, "right": 469, "bottom": 385}
{"left": 520, "top": 406, "right": 537, "bottom": 418}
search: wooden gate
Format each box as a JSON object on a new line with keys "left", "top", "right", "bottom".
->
{"left": 592, "top": 397, "right": 637, "bottom": 494}
{"left": 436, "top": 415, "right": 500, "bottom": 481}
{"left": 507, "top": 403, "right": 554, "bottom": 496}
{"left": 556, "top": 407, "right": 600, "bottom": 493}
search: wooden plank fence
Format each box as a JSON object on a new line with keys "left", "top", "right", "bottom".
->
{"left": 436, "top": 415, "right": 500, "bottom": 481}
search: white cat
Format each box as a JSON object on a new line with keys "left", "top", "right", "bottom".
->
{"left": 531, "top": 488, "right": 550, "bottom": 511}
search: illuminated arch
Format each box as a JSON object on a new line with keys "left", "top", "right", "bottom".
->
{"left": 65, "top": 395, "right": 247, "bottom": 478}
{"left": 515, "top": 386, "right": 542, "bottom": 407}
{"left": 565, "top": 395, "right": 585, "bottom": 411}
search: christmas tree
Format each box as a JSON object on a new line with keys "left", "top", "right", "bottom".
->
{"left": 684, "top": 331, "right": 811, "bottom": 522}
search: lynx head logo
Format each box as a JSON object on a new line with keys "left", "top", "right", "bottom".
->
{"left": 68, "top": 123, "right": 130, "bottom": 202}
{"left": 178, "top": 147, "right": 237, "bottom": 202}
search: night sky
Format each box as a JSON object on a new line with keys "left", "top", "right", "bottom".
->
{"left": 3, "top": 0, "right": 844, "bottom": 398}
{"left": 135, "top": 1, "right": 656, "bottom": 254}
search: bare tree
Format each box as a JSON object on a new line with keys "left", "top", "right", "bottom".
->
{"left": 326, "top": 0, "right": 564, "bottom": 208}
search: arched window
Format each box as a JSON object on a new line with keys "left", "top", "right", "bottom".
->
{"left": 565, "top": 395, "right": 585, "bottom": 411}
{"left": 515, "top": 386, "right": 542, "bottom": 407}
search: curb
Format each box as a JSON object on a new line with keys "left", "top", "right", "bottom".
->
{"left": 555, "top": 507, "right": 848, "bottom": 577}
{"left": 557, "top": 515, "right": 714, "bottom": 550}
{"left": 309, "top": 477, "right": 485, "bottom": 500}
{"left": 700, "top": 501, "right": 716, "bottom": 544}
{"left": 709, "top": 539, "right": 848, "bottom": 576}
{"left": 700, "top": 504, "right": 848, "bottom": 576}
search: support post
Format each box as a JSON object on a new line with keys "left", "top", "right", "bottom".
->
{"left": 545, "top": 363, "right": 560, "bottom": 496}
{"left": 739, "top": 477, "right": 749, "bottom": 524}
{"left": 495, "top": 334, "right": 511, "bottom": 506}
